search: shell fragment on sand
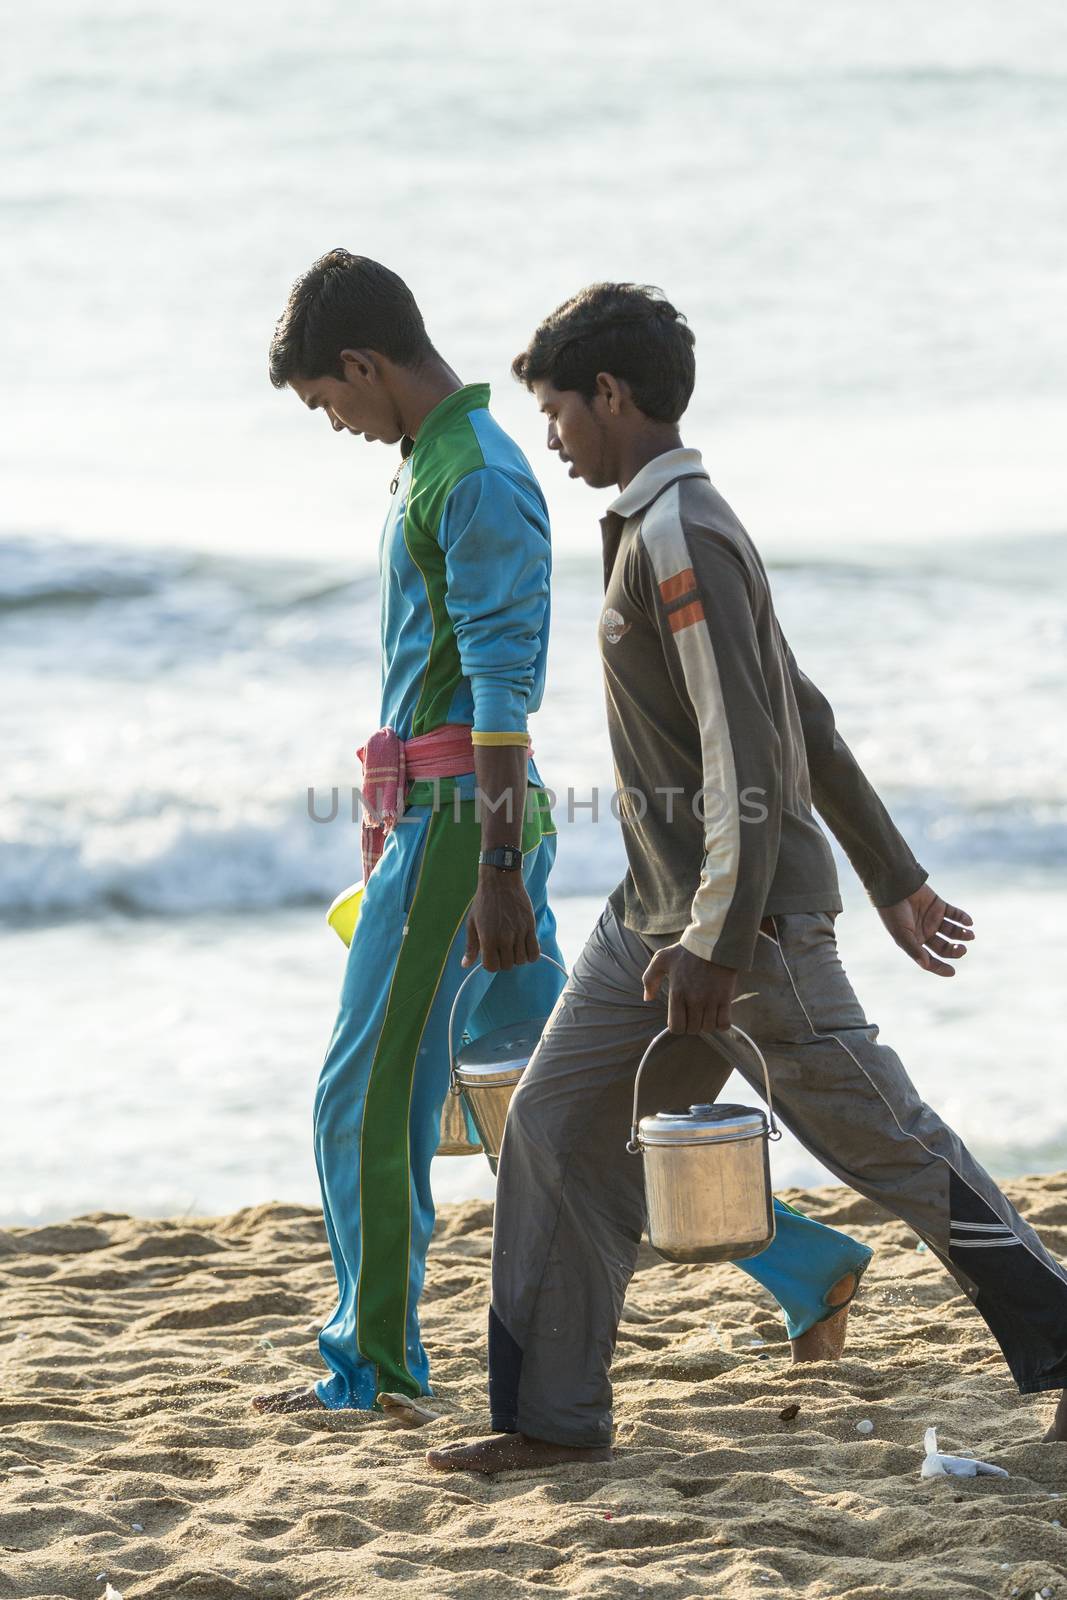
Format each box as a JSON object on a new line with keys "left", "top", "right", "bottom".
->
{"left": 920, "top": 1425, "right": 1008, "bottom": 1479}
{"left": 377, "top": 1391, "right": 440, "bottom": 1428}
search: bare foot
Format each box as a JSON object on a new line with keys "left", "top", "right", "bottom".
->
{"left": 790, "top": 1270, "right": 861, "bottom": 1364}
{"left": 252, "top": 1385, "right": 325, "bottom": 1415}
{"left": 1043, "top": 1390, "right": 1067, "bottom": 1442}
{"left": 378, "top": 1392, "right": 439, "bottom": 1428}
{"left": 426, "top": 1431, "right": 611, "bottom": 1475}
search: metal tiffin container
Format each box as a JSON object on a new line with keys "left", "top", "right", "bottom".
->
{"left": 439, "top": 953, "right": 567, "bottom": 1172}
{"left": 626, "top": 1016, "right": 781, "bottom": 1263}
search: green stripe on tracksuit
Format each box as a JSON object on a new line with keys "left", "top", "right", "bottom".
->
{"left": 313, "top": 783, "right": 566, "bottom": 1407}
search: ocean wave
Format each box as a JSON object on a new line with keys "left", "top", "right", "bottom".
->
{"left": 0, "top": 536, "right": 175, "bottom": 611}
{"left": 4, "top": 528, "right": 1061, "bottom": 620}
{"left": 3, "top": 531, "right": 1063, "bottom": 924}
{"left": 0, "top": 816, "right": 347, "bottom": 922}
{"left": 0, "top": 533, "right": 368, "bottom": 612}
{"left": 1, "top": 798, "right": 1064, "bottom": 926}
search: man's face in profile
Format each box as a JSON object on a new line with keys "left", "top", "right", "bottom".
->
{"left": 533, "top": 378, "right": 616, "bottom": 490}
{"left": 289, "top": 362, "right": 405, "bottom": 447}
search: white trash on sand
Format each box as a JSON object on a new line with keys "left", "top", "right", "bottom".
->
{"left": 920, "top": 1426, "right": 1009, "bottom": 1479}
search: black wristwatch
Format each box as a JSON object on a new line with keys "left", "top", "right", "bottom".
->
{"left": 478, "top": 845, "right": 524, "bottom": 872}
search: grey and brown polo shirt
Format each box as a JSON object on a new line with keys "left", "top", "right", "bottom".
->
{"left": 599, "top": 447, "right": 926, "bottom": 971}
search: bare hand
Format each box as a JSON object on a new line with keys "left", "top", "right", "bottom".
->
{"left": 463, "top": 870, "right": 539, "bottom": 973}
{"left": 878, "top": 884, "right": 974, "bottom": 976}
{"left": 642, "top": 943, "right": 738, "bottom": 1034}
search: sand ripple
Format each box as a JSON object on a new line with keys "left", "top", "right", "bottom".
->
{"left": 2, "top": 1180, "right": 1067, "bottom": 1598}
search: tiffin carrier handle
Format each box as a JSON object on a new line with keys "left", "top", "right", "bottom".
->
{"left": 446, "top": 953, "right": 569, "bottom": 1094}
{"left": 627, "top": 994, "right": 781, "bottom": 1153}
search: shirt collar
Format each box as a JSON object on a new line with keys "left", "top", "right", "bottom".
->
{"left": 412, "top": 382, "right": 491, "bottom": 449}
{"left": 607, "top": 446, "right": 708, "bottom": 520}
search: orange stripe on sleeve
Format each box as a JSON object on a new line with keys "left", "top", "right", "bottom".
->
{"left": 668, "top": 599, "right": 706, "bottom": 633}
{"left": 659, "top": 567, "right": 696, "bottom": 603}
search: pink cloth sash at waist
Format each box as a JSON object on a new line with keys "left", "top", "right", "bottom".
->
{"left": 356, "top": 723, "right": 531, "bottom": 883}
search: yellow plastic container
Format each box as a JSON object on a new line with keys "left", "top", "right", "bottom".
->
{"left": 326, "top": 881, "right": 364, "bottom": 947}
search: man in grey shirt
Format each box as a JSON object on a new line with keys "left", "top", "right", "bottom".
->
{"left": 429, "top": 283, "right": 1067, "bottom": 1472}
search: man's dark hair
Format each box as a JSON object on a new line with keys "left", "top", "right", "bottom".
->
{"left": 512, "top": 283, "right": 696, "bottom": 423}
{"left": 269, "top": 249, "right": 434, "bottom": 387}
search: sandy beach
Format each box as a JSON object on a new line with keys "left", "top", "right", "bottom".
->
{"left": 2, "top": 1178, "right": 1066, "bottom": 1599}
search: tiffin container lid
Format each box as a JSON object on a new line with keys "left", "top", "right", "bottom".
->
{"left": 638, "top": 1102, "right": 768, "bottom": 1146}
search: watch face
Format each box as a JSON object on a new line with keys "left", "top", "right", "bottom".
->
{"left": 482, "top": 846, "right": 522, "bottom": 869}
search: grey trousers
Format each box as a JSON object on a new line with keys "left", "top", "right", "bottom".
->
{"left": 489, "top": 904, "right": 1067, "bottom": 1447}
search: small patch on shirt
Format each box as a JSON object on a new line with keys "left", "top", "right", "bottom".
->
{"left": 601, "top": 606, "right": 631, "bottom": 644}
{"left": 668, "top": 599, "right": 705, "bottom": 632}
{"left": 659, "top": 567, "right": 696, "bottom": 604}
